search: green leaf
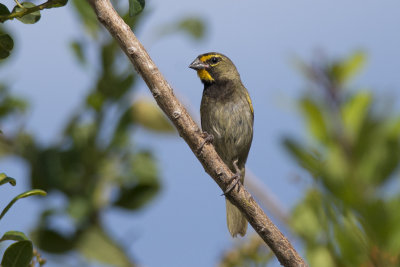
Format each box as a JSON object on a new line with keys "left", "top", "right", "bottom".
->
{"left": 128, "top": 0, "right": 145, "bottom": 17}
{"left": 132, "top": 151, "right": 158, "bottom": 181}
{"left": 0, "top": 4, "right": 11, "bottom": 15}
{"left": 306, "top": 247, "right": 335, "bottom": 267}
{"left": 0, "top": 34, "right": 14, "bottom": 59}
{"left": 0, "top": 173, "right": 16, "bottom": 186}
{"left": 115, "top": 151, "right": 160, "bottom": 210}
{"left": 33, "top": 228, "right": 75, "bottom": 253}
{"left": 331, "top": 51, "right": 366, "bottom": 85}
{"left": 1, "top": 240, "right": 33, "bottom": 267}
{"left": 70, "top": 41, "right": 86, "bottom": 65}
{"left": 300, "top": 97, "right": 328, "bottom": 143}
{"left": 12, "top": 2, "right": 41, "bottom": 24}
{"left": 0, "top": 189, "right": 46, "bottom": 220}
{"left": 77, "top": 225, "right": 132, "bottom": 266}
{"left": 0, "top": 231, "right": 29, "bottom": 242}
{"left": 333, "top": 213, "right": 367, "bottom": 265}
{"left": 114, "top": 182, "right": 160, "bottom": 210}
{"left": 177, "top": 17, "right": 206, "bottom": 40}
{"left": 131, "top": 99, "right": 175, "bottom": 133}
{"left": 341, "top": 91, "right": 372, "bottom": 141}
{"left": 86, "top": 91, "right": 104, "bottom": 111}
{"left": 158, "top": 17, "right": 206, "bottom": 41}
{"left": 67, "top": 197, "right": 91, "bottom": 224}
{"left": 71, "top": 0, "right": 98, "bottom": 36}
{"left": 291, "top": 190, "right": 323, "bottom": 240}
{"left": 283, "top": 139, "right": 321, "bottom": 176}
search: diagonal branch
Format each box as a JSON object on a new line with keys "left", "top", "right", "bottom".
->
{"left": 86, "top": 0, "right": 307, "bottom": 266}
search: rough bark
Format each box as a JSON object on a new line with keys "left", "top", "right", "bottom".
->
{"left": 87, "top": 1, "right": 308, "bottom": 266}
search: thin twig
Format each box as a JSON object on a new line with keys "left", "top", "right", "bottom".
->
{"left": 86, "top": 0, "right": 307, "bottom": 266}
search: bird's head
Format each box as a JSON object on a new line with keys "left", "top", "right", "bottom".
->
{"left": 189, "top": 52, "right": 240, "bottom": 85}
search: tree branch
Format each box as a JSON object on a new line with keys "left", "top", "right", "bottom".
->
{"left": 86, "top": 0, "right": 307, "bottom": 266}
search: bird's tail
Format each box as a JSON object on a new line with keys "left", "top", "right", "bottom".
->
{"left": 225, "top": 166, "right": 247, "bottom": 237}
{"left": 226, "top": 198, "right": 247, "bottom": 237}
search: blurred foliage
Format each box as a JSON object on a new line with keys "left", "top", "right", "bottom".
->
{"left": 128, "top": 0, "right": 145, "bottom": 17}
{"left": 156, "top": 16, "right": 207, "bottom": 42}
{"left": 285, "top": 52, "right": 400, "bottom": 266}
{"left": 0, "top": 175, "right": 46, "bottom": 267}
{"left": 0, "top": 4, "right": 160, "bottom": 266}
{"left": 131, "top": 98, "right": 175, "bottom": 133}
{"left": 219, "top": 234, "right": 272, "bottom": 267}
{"left": 0, "top": 0, "right": 206, "bottom": 266}
{"left": 218, "top": 51, "right": 400, "bottom": 267}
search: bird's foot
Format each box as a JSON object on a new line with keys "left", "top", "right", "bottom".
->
{"left": 222, "top": 160, "right": 242, "bottom": 195}
{"left": 197, "top": 131, "right": 214, "bottom": 154}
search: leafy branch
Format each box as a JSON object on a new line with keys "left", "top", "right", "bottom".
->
{"left": 0, "top": 0, "right": 67, "bottom": 23}
{"left": 0, "top": 173, "right": 47, "bottom": 267}
{"left": 86, "top": 0, "right": 307, "bottom": 266}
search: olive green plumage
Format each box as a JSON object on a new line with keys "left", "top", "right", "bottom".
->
{"left": 189, "top": 52, "right": 254, "bottom": 237}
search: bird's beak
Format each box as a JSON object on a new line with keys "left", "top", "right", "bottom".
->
{"left": 189, "top": 58, "right": 209, "bottom": 70}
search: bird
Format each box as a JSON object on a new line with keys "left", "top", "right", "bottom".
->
{"left": 189, "top": 52, "right": 254, "bottom": 237}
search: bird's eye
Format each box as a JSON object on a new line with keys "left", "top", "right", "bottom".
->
{"left": 211, "top": 57, "right": 219, "bottom": 64}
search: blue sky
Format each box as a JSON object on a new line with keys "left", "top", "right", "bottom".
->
{"left": 1, "top": 0, "right": 400, "bottom": 266}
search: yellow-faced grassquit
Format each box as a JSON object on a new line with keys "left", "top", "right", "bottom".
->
{"left": 189, "top": 52, "right": 254, "bottom": 237}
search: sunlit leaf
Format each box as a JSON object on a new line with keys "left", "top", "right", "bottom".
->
{"left": 291, "top": 190, "right": 323, "bottom": 240}
{"left": 342, "top": 91, "right": 372, "bottom": 141}
{"left": 0, "top": 173, "right": 16, "bottom": 186}
{"left": 1, "top": 240, "right": 33, "bottom": 267}
{"left": 387, "top": 117, "right": 400, "bottom": 139}
{"left": 0, "top": 231, "right": 29, "bottom": 242}
{"left": 77, "top": 225, "right": 132, "bottom": 266}
{"left": 306, "top": 247, "right": 335, "bottom": 267}
{"left": 300, "top": 97, "right": 328, "bottom": 143}
{"left": 128, "top": 0, "right": 145, "bottom": 17}
{"left": 322, "top": 144, "right": 348, "bottom": 193}
{"left": 0, "top": 189, "right": 46, "bottom": 220}
{"left": 330, "top": 51, "right": 366, "bottom": 85}
{"left": 12, "top": 2, "right": 41, "bottom": 24}
{"left": 0, "top": 34, "right": 14, "bottom": 59}
{"left": 131, "top": 99, "right": 175, "bottom": 133}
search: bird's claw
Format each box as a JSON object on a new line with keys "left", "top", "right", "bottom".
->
{"left": 197, "top": 131, "right": 214, "bottom": 154}
{"left": 221, "top": 160, "right": 242, "bottom": 196}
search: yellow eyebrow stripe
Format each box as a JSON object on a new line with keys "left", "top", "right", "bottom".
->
{"left": 245, "top": 91, "right": 254, "bottom": 114}
{"left": 200, "top": 54, "right": 222, "bottom": 62}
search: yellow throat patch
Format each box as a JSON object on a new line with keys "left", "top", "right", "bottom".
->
{"left": 197, "top": 69, "right": 214, "bottom": 82}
